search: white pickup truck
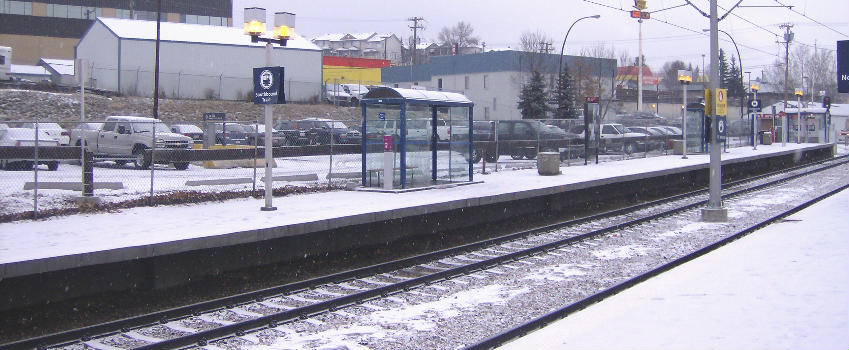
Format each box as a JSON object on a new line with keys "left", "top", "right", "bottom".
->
{"left": 85, "top": 116, "right": 193, "bottom": 169}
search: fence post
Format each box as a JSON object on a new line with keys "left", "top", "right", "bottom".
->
{"left": 82, "top": 149, "right": 94, "bottom": 197}
{"left": 149, "top": 121, "right": 155, "bottom": 206}
{"left": 328, "top": 130, "right": 334, "bottom": 188}
{"left": 494, "top": 120, "right": 499, "bottom": 172}
{"left": 33, "top": 119, "right": 39, "bottom": 219}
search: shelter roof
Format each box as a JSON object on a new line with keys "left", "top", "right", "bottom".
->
{"left": 363, "top": 87, "right": 472, "bottom": 105}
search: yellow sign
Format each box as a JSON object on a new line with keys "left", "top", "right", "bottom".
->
{"left": 635, "top": 0, "right": 647, "bottom": 10}
{"left": 714, "top": 88, "right": 728, "bottom": 116}
{"left": 703, "top": 88, "right": 727, "bottom": 116}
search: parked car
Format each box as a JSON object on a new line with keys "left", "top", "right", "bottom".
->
{"left": 325, "top": 85, "right": 353, "bottom": 106}
{"left": 83, "top": 116, "right": 193, "bottom": 170}
{"left": 213, "top": 123, "right": 247, "bottom": 145}
{"left": 340, "top": 84, "right": 369, "bottom": 104}
{"left": 308, "top": 119, "right": 362, "bottom": 145}
{"left": 243, "top": 124, "right": 287, "bottom": 147}
{"left": 0, "top": 127, "right": 60, "bottom": 170}
{"left": 170, "top": 124, "right": 204, "bottom": 142}
{"left": 625, "top": 126, "right": 667, "bottom": 151}
{"left": 69, "top": 122, "right": 103, "bottom": 146}
{"left": 20, "top": 122, "right": 69, "bottom": 145}
{"left": 492, "top": 120, "right": 574, "bottom": 160}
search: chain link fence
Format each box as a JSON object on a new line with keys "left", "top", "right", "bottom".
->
{"left": 0, "top": 116, "right": 769, "bottom": 221}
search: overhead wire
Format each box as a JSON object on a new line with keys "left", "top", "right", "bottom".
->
{"left": 772, "top": 0, "right": 848, "bottom": 38}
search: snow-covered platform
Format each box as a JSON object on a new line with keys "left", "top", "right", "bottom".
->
{"left": 497, "top": 187, "right": 849, "bottom": 350}
{"left": 0, "top": 143, "right": 837, "bottom": 310}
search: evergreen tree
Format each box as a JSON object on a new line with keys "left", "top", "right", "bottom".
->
{"left": 552, "top": 64, "right": 578, "bottom": 119}
{"left": 718, "top": 49, "right": 731, "bottom": 90}
{"left": 517, "top": 71, "right": 549, "bottom": 119}
{"left": 727, "top": 56, "right": 746, "bottom": 97}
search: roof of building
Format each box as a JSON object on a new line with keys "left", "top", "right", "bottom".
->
{"left": 381, "top": 50, "right": 617, "bottom": 83}
{"left": 96, "top": 18, "right": 320, "bottom": 51}
{"left": 312, "top": 33, "right": 346, "bottom": 41}
{"left": 10, "top": 64, "right": 50, "bottom": 76}
{"left": 38, "top": 59, "right": 74, "bottom": 76}
{"left": 369, "top": 34, "right": 395, "bottom": 42}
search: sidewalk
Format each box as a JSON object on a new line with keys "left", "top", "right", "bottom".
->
{"left": 497, "top": 188, "right": 849, "bottom": 349}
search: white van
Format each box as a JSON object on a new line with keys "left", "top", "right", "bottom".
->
{"left": 0, "top": 46, "right": 11, "bottom": 81}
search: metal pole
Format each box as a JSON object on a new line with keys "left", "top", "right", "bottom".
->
{"left": 152, "top": 0, "right": 161, "bottom": 119}
{"left": 252, "top": 119, "right": 258, "bottom": 195}
{"left": 796, "top": 94, "right": 801, "bottom": 144}
{"left": 753, "top": 89, "right": 758, "bottom": 150}
{"left": 262, "top": 41, "right": 276, "bottom": 211}
{"left": 702, "top": 0, "right": 727, "bottom": 222}
{"left": 33, "top": 120, "right": 39, "bottom": 219}
{"left": 637, "top": 18, "right": 643, "bottom": 112}
{"left": 682, "top": 83, "right": 688, "bottom": 159}
{"left": 149, "top": 121, "right": 155, "bottom": 205}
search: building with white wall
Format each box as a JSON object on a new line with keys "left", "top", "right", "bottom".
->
{"left": 75, "top": 17, "right": 322, "bottom": 101}
{"left": 381, "top": 50, "right": 617, "bottom": 120}
{"left": 312, "top": 32, "right": 403, "bottom": 65}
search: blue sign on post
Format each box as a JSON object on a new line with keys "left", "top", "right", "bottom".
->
{"left": 253, "top": 66, "right": 285, "bottom": 104}
{"left": 838, "top": 40, "right": 848, "bottom": 93}
{"left": 378, "top": 112, "right": 386, "bottom": 121}
{"left": 715, "top": 115, "right": 727, "bottom": 142}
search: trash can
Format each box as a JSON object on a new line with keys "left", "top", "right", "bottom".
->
{"left": 761, "top": 132, "right": 772, "bottom": 145}
{"left": 537, "top": 152, "right": 561, "bottom": 175}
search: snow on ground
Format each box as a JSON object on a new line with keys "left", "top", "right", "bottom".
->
{"left": 497, "top": 188, "right": 849, "bottom": 350}
{"left": 0, "top": 143, "right": 843, "bottom": 266}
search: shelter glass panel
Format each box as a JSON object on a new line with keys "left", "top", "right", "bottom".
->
{"left": 447, "top": 107, "right": 470, "bottom": 182}
{"left": 364, "top": 103, "right": 400, "bottom": 187}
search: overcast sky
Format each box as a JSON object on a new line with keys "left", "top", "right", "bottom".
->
{"left": 232, "top": 0, "right": 848, "bottom": 79}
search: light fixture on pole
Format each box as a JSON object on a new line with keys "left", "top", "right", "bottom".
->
{"left": 678, "top": 70, "right": 692, "bottom": 159}
{"left": 557, "top": 14, "right": 600, "bottom": 118}
{"left": 244, "top": 7, "right": 295, "bottom": 211}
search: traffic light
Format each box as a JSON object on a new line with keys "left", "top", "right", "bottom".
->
{"left": 823, "top": 96, "right": 831, "bottom": 109}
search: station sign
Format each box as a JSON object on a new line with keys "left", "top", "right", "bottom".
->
{"left": 203, "top": 112, "right": 225, "bottom": 121}
{"left": 630, "top": 10, "right": 650, "bottom": 19}
{"left": 747, "top": 98, "right": 762, "bottom": 113}
{"left": 838, "top": 40, "right": 849, "bottom": 93}
{"left": 715, "top": 115, "right": 727, "bottom": 142}
{"left": 253, "top": 66, "right": 286, "bottom": 105}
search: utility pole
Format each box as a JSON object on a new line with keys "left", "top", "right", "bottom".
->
{"left": 779, "top": 23, "right": 793, "bottom": 146}
{"left": 701, "top": 0, "right": 727, "bottom": 222}
{"left": 408, "top": 17, "right": 423, "bottom": 66}
{"left": 637, "top": 18, "right": 644, "bottom": 111}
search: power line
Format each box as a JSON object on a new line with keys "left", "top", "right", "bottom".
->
{"left": 773, "top": 0, "right": 849, "bottom": 37}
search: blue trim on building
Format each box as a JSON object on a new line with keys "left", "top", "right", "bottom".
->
{"left": 382, "top": 50, "right": 617, "bottom": 83}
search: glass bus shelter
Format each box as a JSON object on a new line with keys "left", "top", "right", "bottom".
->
{"left": 360, "top": 87, "right": 474, "bottom": 189}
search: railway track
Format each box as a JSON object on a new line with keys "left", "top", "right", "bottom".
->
{"left": 3, "top": 155, "right": 848, "bottom": 350}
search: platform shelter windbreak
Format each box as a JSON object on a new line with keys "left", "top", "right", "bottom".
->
{"left": 360, "top": 87, "right": 474, "bottom": 189}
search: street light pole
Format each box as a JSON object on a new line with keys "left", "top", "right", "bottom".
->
{"left": 557, "top": 15, "right": 600, "bottom": 117}
{"left": 701, "top": 0, "right": 727, "bottom": 222}
{"left": 244, "top": 7, "right": 295, "bottom": 212}
{"left": 678, "top": 70, "right": 692, "bottom": 159}
{"left": 637, "top": 18, "right": 643, "bottom": 112}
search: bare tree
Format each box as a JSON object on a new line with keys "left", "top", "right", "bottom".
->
{"left": 763, "top": 45, "right": 839, "bottom": 102}
{"left": 519, "top": 30, "right": 554, "bottom": 74}
{"left": 576, "top": 42, "right": 623, "bottom": 122}
{"left": 660, "top": 60, "right": 688, "bottom": 92}
{"left": 438, "top": 21, "right": 480, "bottom": 47}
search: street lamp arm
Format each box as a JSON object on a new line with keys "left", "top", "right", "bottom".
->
{"left": 557, "top": 15, "right": 600, "bottom": 116}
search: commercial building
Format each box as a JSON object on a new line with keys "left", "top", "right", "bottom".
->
{"left": 76, "top": 17, "right": 322, "bottom": 101}
{"left": 381, "top": 50, "right": 617, "bottom": 120}
{"left": 311, "top": 32, "right": 403, "bottom": 65}
{"left": 0, "top": 0, "right": 232, "bottom": 64}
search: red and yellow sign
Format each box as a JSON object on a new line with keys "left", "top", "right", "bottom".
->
{"left": 704, "top": 88, "right": 728, "bottom": 116}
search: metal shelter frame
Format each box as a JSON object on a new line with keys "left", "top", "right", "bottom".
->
{"left": 360, "top": 87, "right": 475, "bottom": 189}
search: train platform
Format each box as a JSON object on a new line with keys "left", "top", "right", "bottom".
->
{"left": 0, "top": 143, "right": 839, "bottom": 310}
{"left": 496, "top": 186, "right": 849, "bottom": 349}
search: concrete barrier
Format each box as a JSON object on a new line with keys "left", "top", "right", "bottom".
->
{"left": 23, "top": 182, "right": 124, "bottom": 191}
{"left": 186, "top": 174, "right": 318, "bottom": 187}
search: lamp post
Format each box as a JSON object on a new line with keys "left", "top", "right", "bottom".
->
{"left": 244, "top": 7, "right": 295, "bottom": 211}
{"left": 678, "top": 70, "right": 692, "bottom": 159}
{"left": 794, "top": 88, "right": 803, "bottom": 144}
{"left": 557, "top": 15, "right": 600, "bottom": 118}
{"left": 749, "top": 78, "right": 759, "bottom": 150}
